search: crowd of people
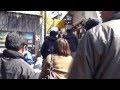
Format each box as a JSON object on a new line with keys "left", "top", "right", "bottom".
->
{"left": 0, "top": 11, "right": 120, "bottom": 79}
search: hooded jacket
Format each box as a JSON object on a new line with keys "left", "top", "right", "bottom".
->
{"left": 68, "top": 12, "right": 120, "bottom": 79}
{"left": 0, "top": 49, "right": 35, "bottom": 79}
{"left": 41, "top": 36, "right": 57, "bottom": 60}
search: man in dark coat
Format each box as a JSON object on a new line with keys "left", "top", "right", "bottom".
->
{"left": 0, "top": 31, "right": 35, "bottom": 79}
{"left": 41, "top": 27, "right": 58, "bottom": 61}
{"left": 64, "top": 29, "right": 78, "bottom": 57}
{"left": 68, "top": 11, "right": 120, "bottom": 79}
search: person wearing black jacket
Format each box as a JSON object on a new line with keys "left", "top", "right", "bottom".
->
{"left": 41, "top": 29, "right": 58, "bottom": 63}
{"left": 68, "top": 11, "right": 120, "bottom": 79}
{"left": 0, "top": 31, "right": 35, "bottom": 79}
{"left": 64, "top": 29, "right": 78, "bottom": 58}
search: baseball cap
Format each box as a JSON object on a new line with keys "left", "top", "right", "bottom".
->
{"left": 50, "top": 27, "right": 58, "bottom": 32}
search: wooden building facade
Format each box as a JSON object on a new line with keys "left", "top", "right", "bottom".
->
{"left": 0, "top": 11, "right": 42, "bottom": 58}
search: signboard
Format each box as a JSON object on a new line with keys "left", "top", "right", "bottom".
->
{"left": 0, "top": 32, "right": 9, "bottom": 47}
{"left": 54, "top": 19, "right": 65, "bottom": 28}
{"left": 24, "top": 33, "right": 33, "bottom": 48}
{"left": 35, "top": 35, "right": 40, "bottom": 41}
{"left": 0, "top": 32, "right": 9, "bottom": 53}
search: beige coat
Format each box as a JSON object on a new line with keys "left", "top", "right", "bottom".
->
{"left": 39, "top": 54, "right": 73, "bottom": 79}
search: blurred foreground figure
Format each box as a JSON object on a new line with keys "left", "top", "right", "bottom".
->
{"left": 85, "top": 18, "right": 100, "bottom": 31}
{"left": 0, "top": 31, "right": 35, "bottom": 79}
{"left": 68, "top": 11, "right": 120, "bottom": 79}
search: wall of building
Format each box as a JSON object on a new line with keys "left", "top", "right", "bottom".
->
{"left": 72, "top": 11, "right": 84, "bottom": 26}
{"left": 84, "top": 11, "right": 98, "bottom": 19}
{"left": 8, "top": 11, "right": 41, "bottom": 16}
{"left": 72, "top": 11, "right": 100, "bottom": 25}
{"left": 0, "top": 11, "right": 42, "bottom": 57}
{"left": 0, "top": 12, "right": 41, "bottom": 34}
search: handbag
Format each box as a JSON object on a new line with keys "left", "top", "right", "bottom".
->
{"left": 43, "top": 54, "right": 58, "bottom": 79}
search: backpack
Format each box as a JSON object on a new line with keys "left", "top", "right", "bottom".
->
{"left": 48, "top": 40, "right": 55, "bottom": 54}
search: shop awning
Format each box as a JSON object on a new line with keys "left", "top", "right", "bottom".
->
{"left": 53, "top": 19, "right": 65, "bottom": 28}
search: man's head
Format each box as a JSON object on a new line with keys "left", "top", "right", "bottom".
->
{"left": 50, "top": 31, "right": 58, "bottom": 36}
{"left": 50, "top": 27, "right": 58, "bottom": 36}
{"left": 5, "top": 31, "right": 28, "bottom": 54}
{"left": 100, "top": 11, "right": 118, "bottom": 22}
{"left": 66, "top": 29, "right": 73, "bottom": 34}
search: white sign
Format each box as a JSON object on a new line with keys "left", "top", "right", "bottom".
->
{"left": 35, "top": 35, "right": 40, "bottom": 41}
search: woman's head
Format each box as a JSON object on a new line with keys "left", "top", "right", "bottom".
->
{"left": 54, "top": 38, "right": 71, "bottom": 56}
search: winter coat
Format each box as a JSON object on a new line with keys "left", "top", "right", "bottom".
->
{"left": 41, "top": 36, "right": 57, "bottom": 60}
{"left": 68, "top": 12, "right": 120, "bottom": 79}
{"left": 39, "top": 54, "right": 73, "bottom": 79}
{"left": 0, "top": 49, "right": 35, "bottom": 79}
{"left": 64, "top": 33, "right": 78, "bottom": 52}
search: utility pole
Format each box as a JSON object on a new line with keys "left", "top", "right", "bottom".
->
{"left": 44, "top": 11, "right": 46, "bottom": 40}
{"left": 40, "top": 11, "right": 44, "bottom": 47}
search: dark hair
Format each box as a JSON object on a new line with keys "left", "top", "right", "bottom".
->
{"left": 50, "top": 31, "right": 58, "bottom": 36}
{"left": 85, "top": 18, "right": 100, "bottom": 31}
{"left": 66, "top": 29, "right": 73, "bottom": 34}
{"left": 54, "top": 38, "right": 71, "bottom": 56}
{"left": 5, "top": 31, "right": 27, "bottom": 51}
